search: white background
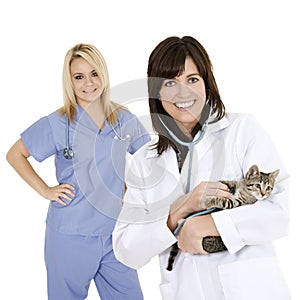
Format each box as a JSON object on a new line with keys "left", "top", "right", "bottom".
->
{"left": 0, "top": 0, "right": 299, "bottom": 299}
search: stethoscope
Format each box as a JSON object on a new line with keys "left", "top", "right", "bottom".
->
{"left": 158, "top": 115, "right": 207, "bottom": 193}
{"left": 63, "top": 116, "right": 130, "bottom": 160}
{"left": 63, "top": 117, "right": 74, "bottom": 159}
{"left": 158, "top": 111, "right": 218, "bottom": 235}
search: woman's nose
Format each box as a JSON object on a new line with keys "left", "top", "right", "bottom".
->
{"left": 177, "top": 82, "right": 191, "bottom": 98}
{"left": 85, "top": 76, "right": 94, "bottom": 85}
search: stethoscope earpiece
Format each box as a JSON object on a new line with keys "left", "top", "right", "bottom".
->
{"left": 112, "top": 123, "right": 130, "bottom": 141}
{"left": 114, "top": 133, "right": 130, "bottom": 140}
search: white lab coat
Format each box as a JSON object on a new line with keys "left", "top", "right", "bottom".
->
{"left": 113, "top": 113, "right": 291, "bottom": 300}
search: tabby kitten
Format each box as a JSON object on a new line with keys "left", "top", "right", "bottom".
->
{"left": 166, "top": 164, "right": 279, "bottom": 271}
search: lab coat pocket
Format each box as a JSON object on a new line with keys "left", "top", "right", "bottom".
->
{"left": 159, "top": 252, "right": 206, "bottom": 300}
{"left": 159, "top": 256, "right": 176, "bottom": 300}
{"left": 219, "top": 256, "right": 290, "bottom": 300}
{"left": 159, "top": 282, "right": 174, "bottom": 300}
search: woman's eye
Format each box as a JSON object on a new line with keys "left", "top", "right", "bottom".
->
{"left": 91, "top": 72, "right": 98, "bottom": 77}
{"left": 75, "top": 75, "right": 83, "bottom": 80}
{"left": 164, "top": 80, "right": 175, "bottom": 87}
{"left": 188, "top": 77, "right": 199, "bottom": 84}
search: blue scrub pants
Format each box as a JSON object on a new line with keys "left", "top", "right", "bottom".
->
{"left": 45, "top": 226, "right": 143, "bottom": 300}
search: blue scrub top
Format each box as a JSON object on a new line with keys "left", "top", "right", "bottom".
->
{"left": 21, "top": 105, "right": 150, "bottom": 236}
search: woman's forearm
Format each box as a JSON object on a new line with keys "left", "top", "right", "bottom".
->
{"left": 167, "top": 192, "right": 195, "bottom": 232}
{"left": 167, "top": 181, "right": 231, "bottom": 232}
{"left": 177, "top": 214, "right": 220, "bottom": 254}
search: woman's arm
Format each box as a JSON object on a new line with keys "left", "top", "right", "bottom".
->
{"left": 6, "top": 138, "right": 75, "bottom": 205}
{"left": 113, "top": 149, "right": 231, "bottom": 267}
{"left": 178, "top": 115, "right": 290, "bottom": 255}
{"left": 177, "top": 214, "right": 219, "bottom": 254}
{"left": 212, "top": 116, "right": 290, "bottom": 254}
{"left": 113, "top": 153, "right": 178, "bottom": 269}
{"left": 167, "top": 181, "right": 231, "bottom": 232}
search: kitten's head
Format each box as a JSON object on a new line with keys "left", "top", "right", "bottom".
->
{"left": 245, "top": 165, "right": 280, "bottom": 200}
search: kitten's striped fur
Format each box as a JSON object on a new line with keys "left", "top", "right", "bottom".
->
{"left": 166, "top": 165, "right": 279, "bottom": 271}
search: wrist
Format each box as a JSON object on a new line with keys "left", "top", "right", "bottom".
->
{"left": 168, "top": 194, "right": 194, "bottom": 231}
{"left": 167, "top": 208, "right": 183, "bottom": 232}
{"left": 38, "top": 184, "right": 50, "bottom": 199}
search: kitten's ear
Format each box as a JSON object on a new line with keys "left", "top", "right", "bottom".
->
{"left": 246, "top": 164, "right": 260, "bottom": 179}
{"left": 271, "top": 169, "right": 280, "bottom": 180}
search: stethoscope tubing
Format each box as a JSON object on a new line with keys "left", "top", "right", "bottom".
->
{"left": 158, "top": 115, "right": 207, "bottom": 193}
{"left": 63, "top": 115, "right": 128, "bottom": 159}
{"left": 173, "top": 207, "right": 217, "bottom": 235}
{"left": 158, "top": 115, "right": 214, "bottom": 235}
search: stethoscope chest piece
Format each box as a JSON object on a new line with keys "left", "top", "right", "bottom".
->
{"left": 63, "top": 147, "right": 74, "bottom": 159}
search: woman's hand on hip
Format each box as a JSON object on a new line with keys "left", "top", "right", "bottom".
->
{"left": 43, "top": 183, "right": 76, "bottom": 205}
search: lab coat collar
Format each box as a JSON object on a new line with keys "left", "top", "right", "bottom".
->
{"left": 206, "top": 112, "right": 230, "bottom": 134}
{"left": 145, "top": 114, "right": 230, "bottom": 159}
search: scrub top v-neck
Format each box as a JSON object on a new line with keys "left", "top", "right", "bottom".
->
{"left": 21, "top": 105, "right": 150, "bottom": 236}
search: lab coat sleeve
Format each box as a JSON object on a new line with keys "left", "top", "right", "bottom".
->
{"left": 113, "top": 152, "right": 177, "bottom": 269}
{"left": 212, "top": 114, "right": 289, "bottom": 254}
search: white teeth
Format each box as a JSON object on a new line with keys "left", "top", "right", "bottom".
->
{"left": 84, "top": 88, "right": 96, "bottom": 93}
{"left": 174, "top": 100, "right": 195, "bottom": 108}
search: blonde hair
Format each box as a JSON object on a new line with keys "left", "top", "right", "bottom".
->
{"left": 59, "top": 43, "right": 122, "bottom": 124}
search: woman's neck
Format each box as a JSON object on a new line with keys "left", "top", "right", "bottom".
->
{"left": 176, "top": 120, "right": 198, "bottom": 140}
{"left": 81, "top": 100, "right": 106, "bottom": 130}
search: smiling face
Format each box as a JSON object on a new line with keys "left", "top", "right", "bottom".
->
{"left": 159, "top": 57, "right": 206, "bottom": 133}
{"left": 70, "top": 57, "right": 104, "bottom": 108}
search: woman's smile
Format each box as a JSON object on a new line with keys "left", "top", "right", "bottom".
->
{"left": 83, "top": 88, "right": 97, "bottom": 94}
{"left": 173, "top": 99, "right": 196, "bottom": 110}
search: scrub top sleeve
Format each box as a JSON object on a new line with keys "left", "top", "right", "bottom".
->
{"left": 127, "top": 115, "right": 150, "bottom": 154}
{"left": 21, "top": 116, "right": 56, "bottom": 162}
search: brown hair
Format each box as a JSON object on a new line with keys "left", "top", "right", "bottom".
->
{"left": 147, "top": 36, "right": 225, "bottom": 154}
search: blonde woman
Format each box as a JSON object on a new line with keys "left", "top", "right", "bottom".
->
{"left": 7, "top": 43, "right": 148, "bottom": 300}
